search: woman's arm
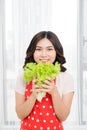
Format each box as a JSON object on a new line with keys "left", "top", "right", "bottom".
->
{"left": 15, "top": 92, "right": 36, "bottom": 120}
{"left": 41, "top": 78, "right": 74, "bottom": 121}
{"left": 15, "top": 78, "right": 40, "bottom": 120}
{"left": 51, "top": 88, "right": 74, "bottom": 121}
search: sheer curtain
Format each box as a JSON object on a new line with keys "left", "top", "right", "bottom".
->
{"left": 0, "top": 0, "right": 79, "bottom": 129}
{"left": 0, "top": 0, "right": 4, "bottom": 125}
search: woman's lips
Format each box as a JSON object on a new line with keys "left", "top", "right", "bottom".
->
{"left": 40, "top": 59, "right": 49, "bottom": 63}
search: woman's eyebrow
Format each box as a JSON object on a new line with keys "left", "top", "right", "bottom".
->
{"left": 47, "top": 46, "right": 54, "bottom": 48}
{"left": 36, "top": 46, "right": 53, "bottom": 48}
{"left": 36, "top": 46, "right": 42, "bottom": 48}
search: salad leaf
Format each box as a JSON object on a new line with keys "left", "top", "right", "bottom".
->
{"left": 23, "top": 62, "right": 61, "bottom": 102}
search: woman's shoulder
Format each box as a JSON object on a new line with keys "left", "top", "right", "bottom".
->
{"left": 56, "top": 71, "right": 74, "bottom": 94}
{"left": 57, "top": 71, "right": 73, "bottom": 81}
{"left": 15, "top": 68, "right": 26, "bottom": 95}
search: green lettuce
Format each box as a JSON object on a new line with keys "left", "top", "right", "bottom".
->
{"left": 23, "top": 62, "right": 61, "bottom": 102}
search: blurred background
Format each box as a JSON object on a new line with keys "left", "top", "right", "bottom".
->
{"left": 0, "top": 0, "right": 87, "bottom": 130}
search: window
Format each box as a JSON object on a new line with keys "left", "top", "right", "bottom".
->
{"left": 1, "top": 0, "right": 85, "bottom": 129}
{"left": 78, "top": 0, "right": 87, "bottom": 124}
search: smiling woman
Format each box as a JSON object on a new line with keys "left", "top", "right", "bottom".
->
{"left": 15, "top": 31, "right": 74, "bottom": 130}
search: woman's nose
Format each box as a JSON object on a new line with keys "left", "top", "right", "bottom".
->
{"left": 41, "top": 50, "right": 47, "bottom": 56}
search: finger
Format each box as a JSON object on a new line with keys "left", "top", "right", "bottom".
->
{"left": 41, "top": 84, "right": 49, "bottom": 89}
{"left": 43, "top": 80, "right": 50, "bottom": 85}
{"left": 46, "top": 77, "right": 52, "bottom": 81}
{"left": 31, "top": 88, "right": 43, "bottom": 93}
{"left": 43, "top": 79, "right": 54, "bottom": 86}
{"left": 38, "top": 88, "right": 50, "bottom": 93}
{"left": 32, "top": 78, "right": 37, "bottom": 85}
{"left": 46, "top": 78, "right": 54, "bottom": 84}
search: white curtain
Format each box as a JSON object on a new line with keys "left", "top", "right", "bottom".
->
{"left": 0, "top": 0, "right": 5, "bottom": 125}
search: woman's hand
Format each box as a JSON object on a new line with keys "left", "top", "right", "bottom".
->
{"left": 32, "top": 78, "right": 42, "bottom": 96}
{"left": 41, "top": 78, "right": 57, "bottom": 96}
{"left": 32, "top": 77, "right": 57, "bottom": 96}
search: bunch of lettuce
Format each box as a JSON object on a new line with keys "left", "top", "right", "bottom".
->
{"left": 23, "top": 62, "right": 61, "bottom": 102}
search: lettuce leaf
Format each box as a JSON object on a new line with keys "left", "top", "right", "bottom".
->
{"left": 23, "top": 62, "right": 61, "bottom": 102}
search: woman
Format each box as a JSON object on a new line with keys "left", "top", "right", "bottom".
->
{"left": 15, "top": 31, "right": 74, "bottom": 130}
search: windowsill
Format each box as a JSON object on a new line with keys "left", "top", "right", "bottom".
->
{"left": 64, "top": 125, "right": 87, "bottom": 130}
{"left": 0, "top": 125, "right": 87, "bottom": 130}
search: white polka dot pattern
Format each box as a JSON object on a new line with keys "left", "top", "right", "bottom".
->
{"left": 42, "top": 105, "right": 45, "bottom": 108}
{"left": 40, "top": 127, "right": 43, "bottom": 130}
{"left": 24, "top": 122, "right": 27, "bottom": 125}
{"left": 29, "top": 124, "right": 31, "bottom": 127}
{"left": 46, "top": 112, "right": 49, "bottom": 116}
{"left": 46, "top": 98, "right": 49, "bottom": 101}
{"left": 49, "top": 105, "right": 52, "bottom": 109}
{"left": 33, "top": 111, "right": 36, "bottom": 114}
{"left": 31, "top": 117, "right": 34, "bottom": 120}
{"left": 36, "top": 119, "right": 39, "bottom": 122}
{"left": 54, "top": 126, "right": 57, "bottom": 129}
{"left": 53, "top": 112, "right": 55, "bottom": 116}
{"left": 36, "top": 105, "right": 38, "bottom": 108}
{"left": 50, "top": 120, "right": 53, "bottom": 123}
{"left": 47, "top": 127, "right": 50, "bottom": 130}
{"left": 20, "top": 82, "right": 63, "bottom": 130}
{"left": 43, "top": 120, "right": 46, "bottom": 123}
{"left": 40, "top": 112, "right": 42, "bottom": 115}
{"left": 34, "top": 125, "right": 37, "bottom": 128}
{"left": 28, "top": 116, "right": 30, "bottom": 119}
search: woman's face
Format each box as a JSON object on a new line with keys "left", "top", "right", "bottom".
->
{"left": 33, "top": 38, "right": 56, "bottom": 64}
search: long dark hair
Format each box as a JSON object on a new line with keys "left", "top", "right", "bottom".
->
{"left": 23, "top": 31, "right": 67, "bottom": 72}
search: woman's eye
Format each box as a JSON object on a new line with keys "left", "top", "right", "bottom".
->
{"left": 35, "top": 48, "right": 41, "bottom": 51}
{"left": 48, "top": 48, "right": 53, "bottom": 51}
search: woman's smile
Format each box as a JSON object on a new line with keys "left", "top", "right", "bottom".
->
{"left": 40, "top": 59, "right": 49, "bottom": 63}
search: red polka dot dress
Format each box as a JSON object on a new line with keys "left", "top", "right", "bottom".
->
{"left": 20, "top": 80, "right": 64, "bottom": 130}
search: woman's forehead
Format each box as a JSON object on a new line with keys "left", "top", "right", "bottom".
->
{"left": 36, "top": 38, "right": 53, "bottom": 47}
